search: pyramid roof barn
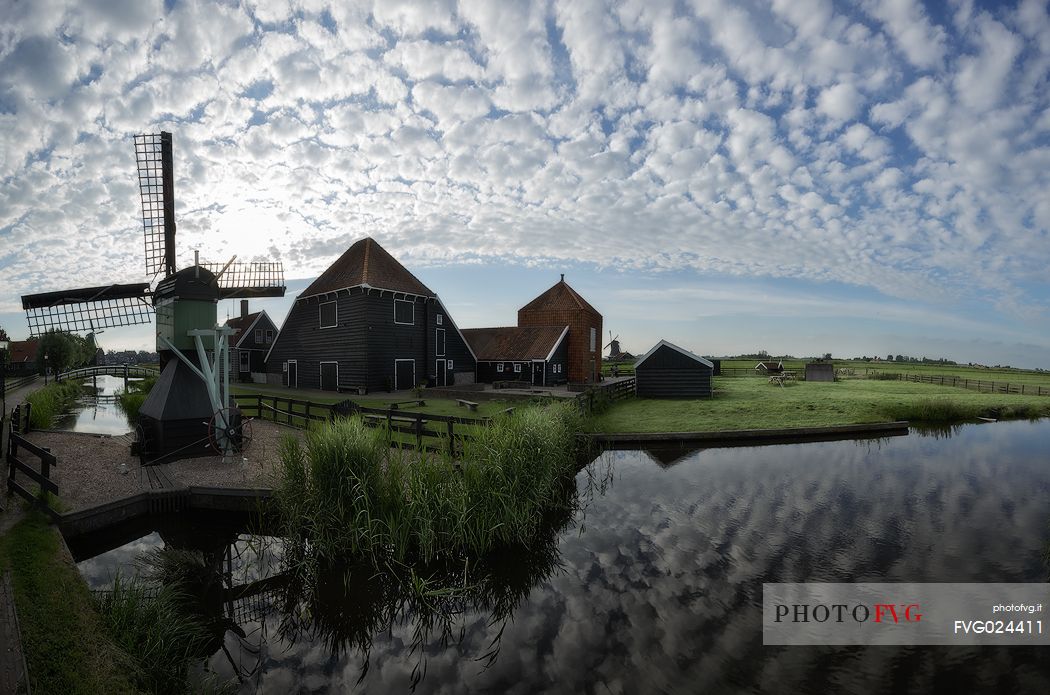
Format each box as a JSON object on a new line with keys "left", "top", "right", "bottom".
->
{"left": 519, "top": 277, "right": 599, "bottom": 316}
{"left": 301, "top": 237, "right": 434, "bottom": 298}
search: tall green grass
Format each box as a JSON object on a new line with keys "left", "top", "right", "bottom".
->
{"left": 881, "top": 398, "right": 1046, "bottom": 423}
{"left": 274, "top": 401, "right": 584, "bottom": 566}
{"left": 116, "top": 374, "right": 157, "bottom": 423}
{"left": 24, "top": 380, "right": 85, "bottom": 429}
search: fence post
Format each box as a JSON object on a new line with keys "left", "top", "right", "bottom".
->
{"left": 415, "top": 414, "right": 423, "bottom": 450}
{"left": 447, "top": 420, "right": 455, "bottom": 457}
{"left": 305, "top": 401, "right": 311, "bottom": 424}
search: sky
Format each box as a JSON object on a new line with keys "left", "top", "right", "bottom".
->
{"left": 0, "top": 0, "right": 1048, "bottom": 368}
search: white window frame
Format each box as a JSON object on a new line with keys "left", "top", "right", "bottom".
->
{"left": 394, "top": 358, "right": 415, "bottom": 390}
{"left": 436, "top": 314, "right": 443, "bottom": 326}
{"left": 255, "top": 328, "right": 263, "bottom": 343}
{"left": 393, "top": 299, "right": 414, "bottom": 325}
{"left": 590, "top": 327, "right": 596, "bottom": 352}
{"left": 448, "top": 359, "right": 453, "bottom": 369}
{"left": 436, "top": 328, "right": 445, "bottom": 356}
{"left": 497, "top": 363, "right": 504, "bottom": 373}
{"left": 319, "top": 360, "right": 339, "bottom": 390}
{"left": 265, "top": 329, "right": 273, "bottom": 344}
{"left": 513, "top": 363, "right": 522, "bottom": 373}
{"left": 239, "top": 350, "right": 250, "bottom": 372}
{"left": 319, "top": 301, "right": 338, "bottom": 329}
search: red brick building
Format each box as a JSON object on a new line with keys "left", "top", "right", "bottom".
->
{"left": 517, "top": 275, "right": 603, "bottom": 384}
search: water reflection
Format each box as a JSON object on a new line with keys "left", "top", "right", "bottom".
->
{"left": 72, "top": 419, "right": 1050, "bottom": 694}
{"left": 54, "top": 374, "right": 142, "bottom": 435}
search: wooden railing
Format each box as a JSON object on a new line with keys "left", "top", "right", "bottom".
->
{"left": 233, "top": 395, "right": 492, "bottom": 457}
{"left": 867, "top": 371, "right": 1050, "bottom": 396}
{"left": 3, "top": 374, "right": 39, "bottom": 393}
{"left": 6, "top": 429, "right": 59, "bottom": 520}
{"left": 56, "top": 364, "right": 159, "bottom": 382}
{"left": 579, "top": 377, "right": 636, "bottom": 413}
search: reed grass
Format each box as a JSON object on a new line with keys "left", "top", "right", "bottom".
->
{"left": 274, "top": 401, "right": 584, "bottom": 566}
{"left": 116, "top": 374, "right": 157, "bottom": 422}
{"left": 25, "top": 380, "right": 85, "bottom": 428}
{"left": 93, "top": 574, "right": 210, "bottom": 695}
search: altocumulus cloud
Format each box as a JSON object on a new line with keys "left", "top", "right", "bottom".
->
{"left": 0, "top": 0, "right": 1048, "bottom": 356}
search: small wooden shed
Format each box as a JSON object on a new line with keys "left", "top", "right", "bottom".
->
{"left": 635, "top": 340, "right": 714, "bottom": 398}
{"left": 805, "top": 362, "right": 835, "bottom": 382}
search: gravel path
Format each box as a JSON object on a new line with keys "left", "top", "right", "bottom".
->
{"left": 20, "top": 421, "right": 302, "bottom": 512}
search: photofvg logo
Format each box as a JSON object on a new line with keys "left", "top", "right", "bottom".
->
{"left": 763, "top": 583, "right": 1050, "bottom": 646}
{"left": 774, "top": 602, "right": 922, "bottom": 625}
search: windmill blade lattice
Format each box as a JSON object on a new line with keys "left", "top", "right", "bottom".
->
{"left": 199, "top": 261, "right": 287, "bottom": 299}
{"left": 135, "top": 132, "right": 177, "bottom": 278}
{"left": 22, "top": 283, "right": 154, "bottom": 335}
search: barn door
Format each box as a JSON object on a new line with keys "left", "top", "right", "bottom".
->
{"left": 395, "top": 360, "right": 415, "bottom": 391}
{"left": 286, "top": 360, "right": 297, "bottom": 388}
{"left": 320, "top": 362, "right": 338, "bottom": 391}
{"left": 435, "top": 359, "right": 446, "bottom": 387}
{"left": 532, "top": 362, "right": 544, "bottom": 386}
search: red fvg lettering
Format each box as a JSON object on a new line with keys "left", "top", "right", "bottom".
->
{"left": 874, "top": 603, "right": 922, "bottom": 623}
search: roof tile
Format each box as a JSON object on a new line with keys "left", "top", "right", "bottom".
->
{"left": 301, "top": 237, "right": 433, "bottom": 298}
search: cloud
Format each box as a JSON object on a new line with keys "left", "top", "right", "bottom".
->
{"left": 0, "top": 0, "right": 1047, "bottom": 361}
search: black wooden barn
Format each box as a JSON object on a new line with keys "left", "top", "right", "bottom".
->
{"left": 265, "top": 237, "right": 476, "bottom": 392}
{"left": 634, "top": 340, "right": 714, "bottom": 398}
{"left": 805, "top": 362, "right": 835, "bottom": 382}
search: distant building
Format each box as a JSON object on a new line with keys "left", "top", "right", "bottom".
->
{"left": 635, "top": 340, "right": 714, "bottom": 398}
{"left": 224, "top": 300, "right": 279, "bottom": 383}
{"left": 464, "top": 275, "right": 603, "bottom": 385}
{"left": 6, "top": 339, "right": 39, "bottom": 375}
{"left": 265, "top": 237, "right": 476, "bottom": 392}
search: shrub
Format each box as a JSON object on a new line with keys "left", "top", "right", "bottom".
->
{"left": 25, "top": 380, "right": 85, "bottom": 429}
{"left": 117, "top": 374, "right": 157, "bottom": 423}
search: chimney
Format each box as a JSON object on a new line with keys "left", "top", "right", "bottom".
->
{"left": 240, "top": 300, "right": 249, "bottom": 320}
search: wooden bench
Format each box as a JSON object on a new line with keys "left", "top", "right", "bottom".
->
{"left": 768, "top": 374, "right": 786, "bottom": 387}
{"left": 389, "top": 399, "right": 426, "bottom": 410}
{"left": 457, "top": 399, "right": 479, "bottom": 412}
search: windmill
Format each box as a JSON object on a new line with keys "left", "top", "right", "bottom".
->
{"left": 20, "top": 132, "right": 286, "bottom": 463}
{"left": 604, "top": 331, "right": 623, "bottom": 359}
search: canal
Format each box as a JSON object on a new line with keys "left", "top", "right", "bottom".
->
{"left": 69, "top": 419, "right": 1050, "bottom": 694}
{"left": 54, "top": 374, "right": 141, "bottom": 435}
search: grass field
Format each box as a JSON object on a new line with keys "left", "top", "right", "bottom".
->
{"left": 0, "top": 512, "right": 138, "bottom": 694}
{"left": 714, "top": 359, "right": 1050, "bottom": 387}
{"left": 587, "top": 377, "right": 1050, "bottom": 433}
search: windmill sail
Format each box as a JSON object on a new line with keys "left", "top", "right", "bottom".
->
{"left": 199, "top": 260, "right": 287, "bottom": 299}
{"left": 135, "top": 132, "right": 177, "bottom": 278}
{"left": 21, "top": 283, "right": 153, "bottom": 335}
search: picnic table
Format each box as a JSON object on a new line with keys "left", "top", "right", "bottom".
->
{"left": 768, "top": 374, "right": 787, "bottom": 387}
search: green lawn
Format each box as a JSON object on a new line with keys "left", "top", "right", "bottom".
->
{"left": 587, "top": 377, "right": 1050, "bottom": 433}
{"left": 0, "top": 512, "right": 138, "bottom": 694}
{"left": 715, "top": 359, "right": 1050, "bottom": 387}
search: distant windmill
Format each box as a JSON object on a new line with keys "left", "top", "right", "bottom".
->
{"left": 20, "top": 132, "right": 286, "bottom": 463}
{"left": 604, "top": 331, "right": 623, "bottom": 359}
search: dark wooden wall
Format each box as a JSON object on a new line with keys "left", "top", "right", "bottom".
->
{"left": 636, "top": 345, "right": 713, "bottom": 398}
{"left": 266, "top": 289, "right": 477, "bottom": 392}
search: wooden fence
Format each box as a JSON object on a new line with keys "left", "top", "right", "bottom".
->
{"left": 9, "top": 403, "right": 31, "bottom": 435}
{"left": 6, "top": 428, "right": 59, "bottom": 520}
{"left": 580, "top": 377, "right": 636, "bottom": 413}
{"left": 869, "top": 372, "right": 1050, "bottom": 396}
{"left": 236, "top": 379, "right": 637, "bottom": 454}
{"left": 3, "top": 374, "right": 39, "bottom": 393}
{"left": 233, "top": 394, "right": 491, "bottom": 457}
